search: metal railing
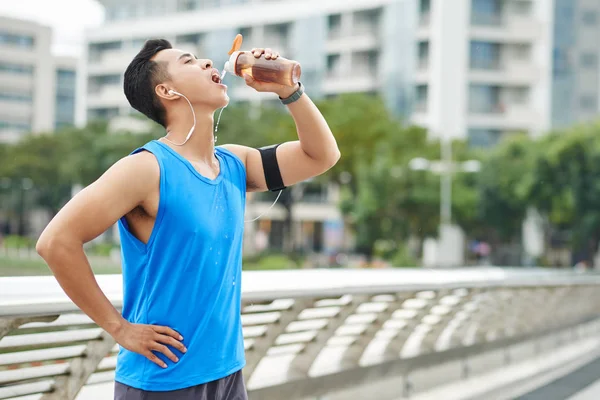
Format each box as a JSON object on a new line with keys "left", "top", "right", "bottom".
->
{"left": 1, "top": 268, "right": 600, "bottom": 400}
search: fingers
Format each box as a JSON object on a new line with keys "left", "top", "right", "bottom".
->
{"left": 151, "top": 342, "right": 179, "bottom": 364}
{"left": 155, "top": 333, "right": 187, "bottom": 354}
{"left": 144, "top": 350, "right": 167, "bottom": 369}
{"left": 250, "top": 48, "right": 280, "bottom": 60}
{"left": 152, "top": 325, "right": 183, "bottom": 341}
{"left": 243, "top": 73, "right": 255, "bottom": 86}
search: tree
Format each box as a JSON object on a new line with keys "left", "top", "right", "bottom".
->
{"left": 476, "top": 133, "right": 536, "bottom": 243}
{"left": 528, "top": 123, "right": 600, "bottom": 265}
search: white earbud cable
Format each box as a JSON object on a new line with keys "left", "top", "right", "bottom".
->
{"left": 161, "top": 90, "right": 196, "bottom": 146}
{"left": 162, "top": 89, "right": 282, "bottom": 222}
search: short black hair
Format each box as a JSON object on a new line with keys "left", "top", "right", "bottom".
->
{"left": 123, "top": 39, "right": 172, "bottom": 127}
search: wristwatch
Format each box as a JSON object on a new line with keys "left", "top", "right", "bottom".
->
{"left": 279, "top": 82, "right": 304, "bottom": 105}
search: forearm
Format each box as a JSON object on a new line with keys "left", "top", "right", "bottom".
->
{"left": 285, "top": 92, "right": 340, "bottom": 164}
{"left": 37, "top": 239, "right": 125, "bottom": 336}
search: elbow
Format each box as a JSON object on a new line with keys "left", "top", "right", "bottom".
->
{"left": 326, "top": 147, "right": 341, "bottom": 170}
{"left": 36, "top": 232, "right": 54, "bottom": 260}
{"left": 36, "top": 230, "right": 68, "bottom": 263}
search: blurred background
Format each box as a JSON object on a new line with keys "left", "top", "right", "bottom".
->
{"left": 0, "top": 0, "right": 599, "bottom": 276}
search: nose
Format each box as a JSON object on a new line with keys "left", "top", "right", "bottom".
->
{"left": 201, "top": 59, "right": 213, "bottom": 69}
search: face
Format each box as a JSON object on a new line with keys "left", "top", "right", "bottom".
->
{"left": 153, "top": 48, "right": 229, "bottom": 111}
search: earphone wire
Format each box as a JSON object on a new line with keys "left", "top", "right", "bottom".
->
{"left": 161, "top": 90, "right": 196, "bottom": 147}
{"left": 163, "top": 89, "right": 282, "bottom": 223}
{"left": 244, "top": 190, "right": 283, "bottom": 223}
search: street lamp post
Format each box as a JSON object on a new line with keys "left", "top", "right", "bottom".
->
{"left": 409, "top": 141, "right": 481, "bottom": 267}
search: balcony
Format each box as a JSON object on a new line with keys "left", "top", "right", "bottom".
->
{"left": 470, "top": 61, "right": 539, "bottom": 85}
{"left": 88, "top": 49, "right": 137, "bottom": 75}
{"left": 417, "top": 12, "right": 431, "bottom": 39}
{"left": 322, "top": 71, "right": 380, "bottom": 95}
{"left": 416, "top": 57, "right": 429, "bottom": 84}
{"left": 87, "top": 85, "right": 127, "bottom": 108}
{"left": 468, "top": 103, "right": 541, "bottom": 131}
{"left": 0, "top": 100, "right": 32, "bottom": 120}
{"left": 0, "top": 72, "right": 33, "bottom": 92}
{"left": 326, "top": 26, "right": 379, "bottom": 53}
{"left": 470, "top": 15, "right": 543, "bottom": 42}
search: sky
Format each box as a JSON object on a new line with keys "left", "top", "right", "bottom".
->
{"left": 0, "top": 0, "right": 105, "bottom": 57}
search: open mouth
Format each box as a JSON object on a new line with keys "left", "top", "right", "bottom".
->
{"left": 211, "top": 72, "right": 222, "bottom": 84}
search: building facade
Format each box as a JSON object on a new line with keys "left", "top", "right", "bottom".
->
{"left": 0, "top": 16, "right": 77, "bottom": 143}
{"left": 551, "top": 0, "right": 600, "bottom": 129}
{"left": 79, "top": 0, "right": 417, "bottom": 125}
{"left": 413, "top": 0, "right": 554, "bottom": 146}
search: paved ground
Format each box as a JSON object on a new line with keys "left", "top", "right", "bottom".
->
{"left": 517, "top": 356, "right": 600, "bottom": 400}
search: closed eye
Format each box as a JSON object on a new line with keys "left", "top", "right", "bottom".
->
{"left": 185, "top": 58, "right": 193, "bottom": 64}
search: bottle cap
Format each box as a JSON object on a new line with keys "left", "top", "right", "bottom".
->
{"left": 223, "top": 51, "right": 241, "bottom": 74}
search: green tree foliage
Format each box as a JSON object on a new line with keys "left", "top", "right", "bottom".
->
{"left": 476, "top": 134, "right": 536, "bottom": 242}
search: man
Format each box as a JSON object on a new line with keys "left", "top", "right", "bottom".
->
{"left": 36, "top": 39, "right": 340, "bottom": 399}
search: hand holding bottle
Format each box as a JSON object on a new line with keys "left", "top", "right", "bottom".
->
{"left": 241, "top": 48, "right": 300, "bottom": 98}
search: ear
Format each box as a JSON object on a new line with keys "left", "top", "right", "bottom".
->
{"left": 155, "top": 84, "right": 178, "bottom": 100}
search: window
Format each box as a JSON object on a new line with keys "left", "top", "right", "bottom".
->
{"left": 580, "top": 52, "right": 598, "bottom": 68}
{"left": 511, "top": 0, "right": 532, "bottom": 16}
{"left": 0, "top": 91, "right": 32, "bottom": 103}
{"left": 471, "top": 0, "right": 502, "bottom": 26}
{"left": 0, "top": 62, "right": 33, "bottom": 75}
{"left": 468, "top": 129, "right": 503, "bottom": 147}
{"left": 469, "top": 85, "right": 501, "bottom": 113}
{"left": 506, "top": 87, "right": 528, "bottom": 104}
{"left": 418, "top": 41, "right": 429, "bottom": 68}
{"left": 580, "top": 95, "right": 598, "bottom": 110}
{"left": 328, "top": 14, "right": 342, "bottom": 38}
{"left": 582, "top": 11, "right": 598, "bottom": 25}
{"left": 327, "top": 54, "right": 341, "bottom": 76}
{"left": 470, "top": 41, "right": 501, "bottom": 70}
{"left": 415, "top": 85, "right": 428, "bottom": 112}
{"left": 0, "top": 32, "right": 34, "bottom": 49}
{"left": 88, "top": 107, "right": 119, "bottom": 121}
{"left": 0, "top": 120, "right": 31, "bottom": 132}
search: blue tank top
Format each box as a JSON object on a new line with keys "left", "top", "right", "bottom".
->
{"left": 115, "top": 140, "right": 246, "bottom": 391}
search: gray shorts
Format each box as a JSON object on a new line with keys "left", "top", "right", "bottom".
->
{"left": 114, "top": 370, "right": 248, "bottom": 400}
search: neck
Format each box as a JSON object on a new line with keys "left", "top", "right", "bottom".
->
{"left": 162, "top": 104, "right": 217, "bottom": 163}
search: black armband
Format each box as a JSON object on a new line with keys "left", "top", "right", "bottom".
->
{"left": 258, "top": 144, "right": 286, "bottom": 192}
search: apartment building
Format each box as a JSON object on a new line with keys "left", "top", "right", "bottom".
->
{"left": 551, "top": 0, "right": 600, "bottom": 129}
{"left": 413, "top": 0, "right": 554, "bottom": 147}
{"left": 0, "top": 16, "right": 77, "bottom": 143}
{"left": 79, "top": 0, "right": 416, "bottom": 124}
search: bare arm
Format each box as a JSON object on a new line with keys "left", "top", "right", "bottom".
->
{"left": 36, "top": 152, "right": 185, "bottom": 368}
{"left": 223, "top": 49, "right": 340, "bottom": 192}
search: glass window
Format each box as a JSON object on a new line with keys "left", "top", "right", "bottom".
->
{"left": 328, "top": 14, "right": 342, "bottom": 38}
{"left": 469, "top": 85, "right": 501, "bottom": 113}
{"left": 468, "top": 129, "right": 503, "bottom": 147}
{"left": 0, "top": 120, "right": 31, "bottom": 131}
{"left": 580, "top": 52, "right": 598, "bottom": 68}
{"left": 0, "top": 62, "right": 33, "bottom": 75}
{"left": 327, "top": 54, "right": 341, "bottom": 75}
{"left": 470, "top": 41, "right": 501, "bottom": 70}
{"left": 580, "top": 95, "right": 598, "bottom": 110}
{"left": 471, "top": 0, "right": 502, "bottom": 26}
{"left": 582, "top": 11, "right": 598, "bottom": 25}
{"left": 0, "top": 32, "right": 34, "bottom": 49}
{"left": 0, "top": 91, "right": 33, "bottom": 103}
{"left": 415, "top": 85, "right": 428, "bottom": 111}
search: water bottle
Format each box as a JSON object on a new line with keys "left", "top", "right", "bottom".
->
{"left": 223, "top": 51, "right": 302, "bottom": 87}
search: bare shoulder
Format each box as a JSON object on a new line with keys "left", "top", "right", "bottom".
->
{"left": 219, "top": 144, "right": 249, "bottom": 167}
{"left": 101, "top": 150, "right": 160, "bottom": 188}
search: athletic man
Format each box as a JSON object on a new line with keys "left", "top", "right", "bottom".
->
{"left": 36, "top": 39, "right": 340, "bottom": 399}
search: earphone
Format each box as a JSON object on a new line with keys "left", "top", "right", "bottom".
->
{"left": 163, "top": 88, "right": 282, "bottom": 222}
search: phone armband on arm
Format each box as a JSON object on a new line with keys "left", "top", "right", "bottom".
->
{"left": 258, "top": 144, "right": 286, "bottom": 192}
